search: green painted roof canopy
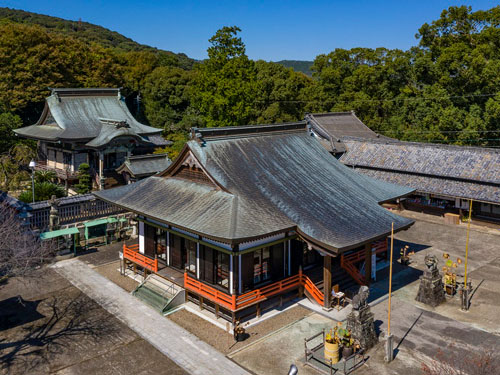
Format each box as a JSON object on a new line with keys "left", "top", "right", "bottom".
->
{"left": 40, "top": 227, "right": 79, "bottom": 239}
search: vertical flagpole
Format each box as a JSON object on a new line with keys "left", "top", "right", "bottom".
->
{"left": 462, "top": 199, "right": 473, "bottom": 311}
{"left": 464, "top": 199, "right": 472, "bottom": 287}
{"left": 388, "top": 222, "right": 394, "bottom": 336}
{"left": 385, "top": 222, "right": 394, "bottom": 362}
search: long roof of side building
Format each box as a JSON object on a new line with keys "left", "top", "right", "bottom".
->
{"left": 14, "top": 88, "right": 169, "bottom": 148}
{"left": 96, "top": 122, "right": 414, "bottom": 253}
{"left": 340, "top": 137, "right": 500, "bottom": 204}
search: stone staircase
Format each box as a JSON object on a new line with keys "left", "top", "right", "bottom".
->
{"left": 132, "top": 274, "right": 185, "bottom": 314}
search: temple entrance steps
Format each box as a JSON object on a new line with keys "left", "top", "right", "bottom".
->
{"left": 132, "top": 274, "right": 185, "bottom": 314}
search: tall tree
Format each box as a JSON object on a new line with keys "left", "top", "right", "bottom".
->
{"left": 191, "top": 26, "right": 257, "bottom": 127}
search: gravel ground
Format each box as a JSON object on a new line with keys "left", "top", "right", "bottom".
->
{"left": 168, "top": 305, "right": 312, "bottom": 354}
{"left": 94, "top": 260, "right": 139, "bottom": 293}
{"left": 0, "top": 268, "right": 186, "bottom": 375}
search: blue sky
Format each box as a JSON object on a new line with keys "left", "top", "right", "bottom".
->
{"left": 3, "top": 1, "right": 498, "bottom": 61}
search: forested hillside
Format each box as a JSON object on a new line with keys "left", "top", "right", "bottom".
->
{"left": 0, "top": 8, "right": 194, "bottom": 68}
{"left": 276, "top": 60, "right": 313, "bottom": 75}
{"left": 1, "top": 5, "right": 499, "bottom": 175}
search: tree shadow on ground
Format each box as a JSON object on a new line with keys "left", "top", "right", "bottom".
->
{"left": 0, "top": 296, "right": 44, "bottom": 331}
{"left": 0, "top": 292, "right": 118, "bottom": 374}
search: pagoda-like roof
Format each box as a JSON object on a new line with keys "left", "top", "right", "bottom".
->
{"left": 14, "top": 88, "right": 169, "bottom": 148}
{"left": 96, "top": 122, "right": 414, "bottom": 253}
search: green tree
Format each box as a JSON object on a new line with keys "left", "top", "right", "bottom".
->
{"left": 0, "top": 112, "right": 23, "bottom": 153}
{"left": 18, "top": 181, "right": 66, "bottom": 203}
{"left": 34, "top": 170, "right": 57, "bottom": 183}
{"left": 191, "top": 26, "right": 257, "bottom": 127}
{"left": 0, "top": 143, "right": 35, "bottom": 192}
{"left": 142, "top": 66, "right": 197, "bottom": 132}
{"left": 74, "top": 163, "right": 92, "bottom": 194}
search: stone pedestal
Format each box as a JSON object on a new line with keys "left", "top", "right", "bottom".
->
{"left": 346, "top": 305, "right": 378, "bottom": 351}
{"left": 415, "top": 267, "right": 445, "bottom": 307}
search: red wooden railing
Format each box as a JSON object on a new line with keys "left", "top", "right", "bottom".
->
{"left": 301, "top": 270, "right": 324, "bottom": 305}
{"left": 340, "top": 239, "right": 388, "bottom": 285}
{"left": 184, "top": 273, "right": 236, "bottom": 310}
{"left": 236, "top": 273, "right": 301, "bottom": 309}
{"left": 184, "top": 269, "right": 324, "bottom": 311}
{"left": 123, "top": 244, "right": 158, "bottom": 273}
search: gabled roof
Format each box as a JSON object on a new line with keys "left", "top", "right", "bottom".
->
{"left": 340, "top": 138, "right": 500, "bottom": 204}
{"left": 305, "top": 112, "right": 383, "bottom": 153}
{"left": 96, "top": 123, "right": 413, "bottom": 253}
{"left": 14, "top": 88, "right": 167, "bottom": 148}
{"left": 116, "top": 153, "right": 172, "bottom": 178}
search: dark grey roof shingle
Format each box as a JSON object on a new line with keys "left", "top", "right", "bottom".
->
{"left": 352, "top": 168, "right": 500, "bottom": 204}
{"left": 305, "top": 112, "right": 383, "bottom": 153}
{"left": 116, "top": 154, "right": 172, "bottom": 178}
{"left": 341, "top": 138, "right": 500, "bottom": 184}
{"left": 14, "top": 88, "right": 166, "bottom": 147}
{"left": 340, "top": 138, "right": 500, "bottom": 203}
{"left": 97, "top": 123, "right": 413, "bottom": 252}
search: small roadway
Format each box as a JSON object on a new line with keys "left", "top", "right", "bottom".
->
{"left": 52, "top": 259, "right": 250, "bottom": 375}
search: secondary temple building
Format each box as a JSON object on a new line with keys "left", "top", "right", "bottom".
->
{"left": 95, "top": 122, "right": 414, "bottom": 322}
{"left": 14, "top": 88, "right": 169, "bottom": 190}
{"left": 306, "top": 112, "right": 500, "bottom": 222}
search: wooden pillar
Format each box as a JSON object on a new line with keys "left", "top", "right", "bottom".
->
{"left": 365, "top": 243, "right": 372, "bottom": 285}
{"left": 323, "top": 255, "right": 332, "bottom": 310}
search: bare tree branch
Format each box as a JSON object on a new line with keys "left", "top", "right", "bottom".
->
{"left": 0, "top": 202, "right": 54, "bottom": 283}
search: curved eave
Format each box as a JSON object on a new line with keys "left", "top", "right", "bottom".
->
{"left": 85, "top": 132, "right": 154, "bottom": 149}
{"left": 93, "top": 190, "right": 294, "bottom": 246}
{"left": 297, "top": 218, "right": 414, "bottom": 256}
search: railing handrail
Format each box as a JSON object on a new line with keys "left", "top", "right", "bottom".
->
{"left": 123, "top": 244, "right": 158, "bottom": 273}
{"left": 184, "top": 269, "right": 321, "bottom": 311}
{"left": 342, "top": 239, "right": 387, "bottom": 264}
{"left": 301, "top": 270, "right": 324, "bottom": 305}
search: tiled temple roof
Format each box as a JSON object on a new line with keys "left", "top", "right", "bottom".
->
{"left": 340, "top": 138, "right": 500, "bottom": 204}
{"left": 96, "top": 123, "right": 414, "bottom": 253}
{"left": 14, "top": 88, "right": 169, "bottom": 148}
{"left": 116, "top": 153, "right": 171, "bottom": 178}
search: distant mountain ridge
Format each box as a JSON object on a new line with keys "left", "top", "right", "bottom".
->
{"left": 0, "top": 7, "right": 194, "bottom": 68}
{"left": 275, "top": 60, "right": 313, "bottom": 75}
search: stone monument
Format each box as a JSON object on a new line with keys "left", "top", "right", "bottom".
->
{"left": 48, "top": 195, "right": 60, "bottom": 231}
{"left": 415, "top": 254, "right": 445, "bottom": 307}
{"left": 346, "top": 286, "right": 378, "bottom": 351}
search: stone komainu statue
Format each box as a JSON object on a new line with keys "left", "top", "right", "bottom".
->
{"left": 352, "top": 285, "right": 369, "bottom": 310}
{"left": 424, "top": 254, "right": 438, "bottom": 271}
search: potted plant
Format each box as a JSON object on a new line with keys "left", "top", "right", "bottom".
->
{"left": 338, "top": 327, "right": 355, "bottom": 358}
{"left": 234, "top": 321, "right": 247, "bottom": 342}
{"left": 324, "top": 327, "right": 340, "bottom": 364}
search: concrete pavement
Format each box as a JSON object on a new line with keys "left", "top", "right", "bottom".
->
{"left": 52, "top": 259, "right": 250, "bottom": 375}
